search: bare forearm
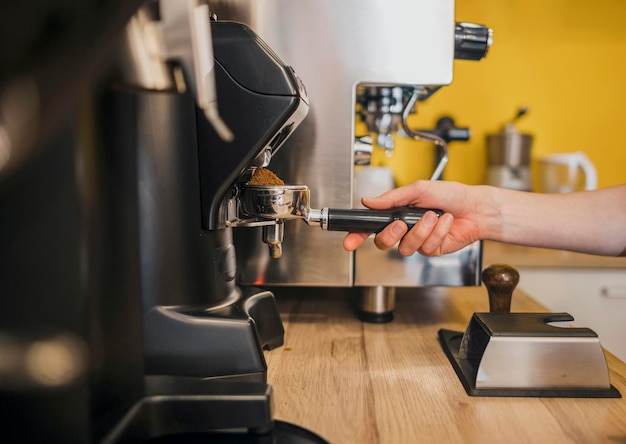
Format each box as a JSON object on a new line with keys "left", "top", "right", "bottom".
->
{"left": 485, "top": 185, "right": 626, "bottom": 256}
{"left": 345, "top": 180, "right": 626, "bottom": 258}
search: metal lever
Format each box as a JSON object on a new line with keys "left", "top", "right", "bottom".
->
{"left": 401, "top": 89, "right": 449, "bottom": 180}
{"left": 190, "top": 2, "right": 233, "bottom": 142}
{"left": 160, "top": 0, "right": 233, "bottom": 142}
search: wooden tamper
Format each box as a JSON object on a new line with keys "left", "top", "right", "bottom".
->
{"left": 482, "top": 264, "right": 519, "bottom": 313}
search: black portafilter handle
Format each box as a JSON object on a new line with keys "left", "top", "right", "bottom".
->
{"left": 323, "top": 207, "right": 443, "bottom": 233}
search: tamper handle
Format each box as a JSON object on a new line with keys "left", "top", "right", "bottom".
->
{"left": 482, "top": 264, "right": 519, "bottom": 313}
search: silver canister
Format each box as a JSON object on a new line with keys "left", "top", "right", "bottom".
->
{"left": 486, "top": 123, "right": 533, "bottom": 191}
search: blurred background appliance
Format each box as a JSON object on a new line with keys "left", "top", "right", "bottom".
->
{"left": 486, "top": 107, "right": 533, "bottom": 191}
{"left": 211, "top": 0, "right": 492, "bottom": 322}
{"left": 0, "top": 0, "right": 327, "bottom": 441}
{"left": 536, "top": 151, "right": 597, "bottom": 193}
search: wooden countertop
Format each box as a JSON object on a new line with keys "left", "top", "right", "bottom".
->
{"left": 483, "top": 240, "right": 626, "bottom": 269}
{"left": 265, "top": 286, "right": 626, "bottom": 443}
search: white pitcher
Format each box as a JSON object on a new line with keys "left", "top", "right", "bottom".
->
{"left": 537, "top": 151, "right": 597, "bottom": 193}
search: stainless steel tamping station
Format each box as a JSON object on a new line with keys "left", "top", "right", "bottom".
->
{"left": 438, "top": 264, "right": 621, "bottom": 398}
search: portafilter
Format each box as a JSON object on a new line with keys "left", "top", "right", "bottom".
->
{"left": 234, "top": 184, "right": 442, "bottom": 258}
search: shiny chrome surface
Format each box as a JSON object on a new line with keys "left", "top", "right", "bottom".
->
{"left": 455, "top": 312, "right": 613, "bottom": 391}
{"left": 476, "top": 336, "right": 610, "bottom": 389}
{"left": 160, "top": 0, "right": 233, "bottom": 141}
{"left": 355, "top": 239, "right": 482, "bottom": 287}
{"left": 216, "top": 0, "right": 481, "bottom": 288}
{"left": 238, "top": 185, "right": 310, "bottom": 222}
{"left": 237, "top": 186, "right": 328, "bottom": 229}
{"left": 262, "top": 222, "right": 284, "bottom": 259}
{"left": 359, "top": 286, "right": 396, "bottom": 313}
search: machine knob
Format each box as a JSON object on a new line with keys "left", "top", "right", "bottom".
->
{"left": 417, "top": 116, "right": 471, "bottom": 143}
{"left": 454, "top": 22, "right": 493, "bottom": 61}
{"left": 482, "top": 264, "right": 519, "bottom": 313}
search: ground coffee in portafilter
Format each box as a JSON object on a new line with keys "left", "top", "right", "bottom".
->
{"left": 248, "top": 167, "right": 285, "bottom": 186}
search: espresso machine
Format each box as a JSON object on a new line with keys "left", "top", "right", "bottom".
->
{"left": 212, "top": 0, "right": 493, "bottom": 321}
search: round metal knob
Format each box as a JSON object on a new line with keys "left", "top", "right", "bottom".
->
{"left": 454, "top": 22, "right": 493, "bottom": 61}
{"left": 482, "top": 264, "right": 519, "bottom": 313}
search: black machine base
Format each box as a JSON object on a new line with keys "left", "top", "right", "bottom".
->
{"left": 144, "top": 287, "right": 284, "bottom": 382}
{"left": 148, "top": 421, "right": 328, "bottom": 444}
{"left": 102, "top": 377, "right": 328, "bottom": 443}
{"left": 356, "top": 309, "right": 394, "bottom": 324}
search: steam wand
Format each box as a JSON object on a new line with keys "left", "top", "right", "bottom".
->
{"left": 401, "top": 89, "right": 449, "bottom": 180}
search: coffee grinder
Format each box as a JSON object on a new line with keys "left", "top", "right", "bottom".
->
{"left": 113, "top": 0, "right": 309, "bottom": 383}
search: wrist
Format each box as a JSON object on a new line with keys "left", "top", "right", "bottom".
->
{"left": 475, "top": 185, "right": 505, "bottom": 242}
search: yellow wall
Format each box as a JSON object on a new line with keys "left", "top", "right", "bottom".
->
{"left": 386, "top": 0, "right": 626, "bottom": 189}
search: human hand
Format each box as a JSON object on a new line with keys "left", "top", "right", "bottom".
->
{"left": 343, "top": 180, "right": 490, "bottom": 256}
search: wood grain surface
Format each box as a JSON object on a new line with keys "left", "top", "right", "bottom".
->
{"left": 264, "top": 285, "right": 626, "bottom": 443}
{"left": 483, "top": 241, "right": 626, "bottom": 269}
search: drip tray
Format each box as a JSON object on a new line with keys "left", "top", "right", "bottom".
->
{"left": 438, "top": 312, "right": 622, "bottom": 398}
{"left": 103, "top": 378, "right": 328, "bottom": 443}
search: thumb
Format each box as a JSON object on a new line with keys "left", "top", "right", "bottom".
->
{"left": 360, "top": 195, "right": 393, "bottom": 210}
{"left": 360, "top": 182, "right": 427, "bottom": 210}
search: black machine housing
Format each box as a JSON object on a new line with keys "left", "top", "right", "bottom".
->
{"left": 198, "top": 21, "right": 309, "bottom": 230}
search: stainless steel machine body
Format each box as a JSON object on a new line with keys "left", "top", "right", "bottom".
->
{"left": 212, "top": 1, "right": 488, "bottom": 304}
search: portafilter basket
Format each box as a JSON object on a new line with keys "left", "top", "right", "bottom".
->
{"left": 239, "top": 185, "right": 312, "bottom": 221}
